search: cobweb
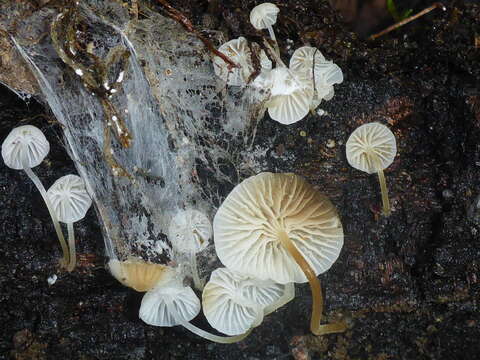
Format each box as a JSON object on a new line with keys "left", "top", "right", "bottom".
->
{"left": 10, "top": 0, "right": 270, "bottom": 280}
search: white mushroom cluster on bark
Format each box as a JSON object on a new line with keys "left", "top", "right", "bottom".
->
{"left": 213, "top": 3, "right": 343, "bottom": 125}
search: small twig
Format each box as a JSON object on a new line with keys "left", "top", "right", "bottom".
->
{"left": 369, "top": 2, "right": 446, "bottom": 41}
{"left": 154, "top": 0, "right": 237, "bottom": 68}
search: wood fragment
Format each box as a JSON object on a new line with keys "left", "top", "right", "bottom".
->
{"left": 369, "top": 2, "right": 446, "bottom": 41}
{"left": 154, "top": 0, "right": 238, "bottom": 69}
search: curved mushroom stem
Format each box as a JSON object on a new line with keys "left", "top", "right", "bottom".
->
{"left": 181, "top": 321, "right": 252, "bottom": 344}
{"left": 377, "top": 169, "right": 391, "bottom": 216}
{"left": 190, "top": 253, "right": 204, "bottom": 291}
{"left": 278, "top": 231, "right": 347, "bottom": 336}
{"left": 66, "top": 222, "right": 76, "bottom": 272}
{"left": 23, "top": 163, "right": 70, "bottom": 268}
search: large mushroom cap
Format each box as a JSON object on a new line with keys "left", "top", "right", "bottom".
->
{"left": 250, "top": 3, "right": 280, "bottom": 30}
{"left": 108, "top": 258, "right": 174, "bottom": 292}
{"left": 202, "top": 267, "right": 289, "bottom": 335}
{"left": 1, "top": 125, "right": 50, "bottom": 170}
{"left": 168, "top": 209, "right": 212, "bottom": 253}
{"left": 346, "top": 122, "right": 397, "bottom": 174}
{"left": 46, "top": 174, "right": 92, "bottom": 223}
{"left": 139, "top": 279, "right": 201, "bottom": 327}
{"left": 213, "top": 172, "right": 344, "bottom": 284}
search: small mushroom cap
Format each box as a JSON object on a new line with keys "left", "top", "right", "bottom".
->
{"left": 250, "top": 3, "right": 280, "bottom": 30}
{"left": 1, "top": 125, "right": 50, "bottom": 170}
{"left": 168, "top": 209, "right": 212, "bottom": 254}
{"left": 267, "top": 67, "right": 313, "bottom": 125}
{"left": 139, "top": 279, "right": 201, "bottom": 327}
{"left": 213, "top": 37, "right": 271, "bottom": 86}
{"left": 213, "top": 173, "right": 344, "bottom": 284}
{"left": 46, "top": 174, "right": 92, "bottom": 223}
{"left": 346, "top": 122, "right": 397, "bottom": 174}
{"left": 290, "top": 46, "right": 344, "bottom": 87}
{"left": 108, "top": 258, "right": 174, "bottom": 292}
{"left": 202, "top": 268, "right": 287, "bottom": 335}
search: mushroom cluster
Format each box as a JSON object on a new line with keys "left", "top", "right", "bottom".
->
{"left": 213, "top": 3, "right": 343, "bottom": 125}
{"left": 2, "top": 125, "right": 92, "bottom": 272}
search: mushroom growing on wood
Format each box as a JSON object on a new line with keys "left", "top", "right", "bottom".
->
{"left": 213, "top": 37, "right": 271, "bottom": 86}
{"left": 1, "top": 125, "right": 69, "bottom": 268}
{"left": 213, "top": 172, "right": 346, "bottom": 335}
{"left": 266, "top": 67, "right": 313, "bottom": 124}
{"left": 289, "top": 46, "right": 344, "bottom": 112}
{"left": 250, "top": 3, "right": 280, "bottom": 55}
{"left": 202, "top": 267, "right": 294, "bottom": 336}
{"left": 168, "top": 209, "right": 212, "bottom": 290}
{"left": 346, "top": 122, "right": 397, "bottom": 216}
{"left": 46, "top": 174, "right": 92, "bottom": 271}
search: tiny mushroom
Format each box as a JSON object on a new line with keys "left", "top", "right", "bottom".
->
{"left": 213, "top": 37, "right": 271, "bottom": 86}
{"left": 289, "top": 46, "right": 343, "bottom": 112}
{"left": 202, "top": 267, "right": 294, "bottom": 336}
{"left": 168, "top": 209, "right": 212, "bottom": 290}
{"left": 47, "top": 174, "right": 92, "bottom": 271}
{"left": 250, "top": 3, "right": 280, "bottom": 45}
{"left": 214, "top": 172, "right": 346, "bottom": 335}
{"left": 346, "top": 122, "right": 397, "bottom": 216}
{"left": 108, "top": 257, "right": 174, "bottom": 292}
{"left": 1, "top": 125, "right": 69, "bottom": 268}
{"left": 266, "top": 67, "right": 313, "bottom": 125}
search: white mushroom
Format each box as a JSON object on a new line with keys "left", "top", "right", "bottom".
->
{"left": 290, "top": 46, "right": 343, "bottom": 111}
{"left": 213, "top": 172, "right": 346, "bottom": 335}
{"left": 168, "top": 209, "right": 212, "bottom": 290}
{"left": 346, "top": 122, "right": 397, "bottom": 216}
{"left": 140, "top": 277, "right": 201, "bottom": 327}
{"left": 250, "top": 3, "right": 280, "bottom": 43}
{"left": 1, "top": 125, "right": 69, "bottom": 268}
{"left": 266, "top": 67, "right": 313, "bottom": 124}
{"left": 202, "top": 267, "right": 294, "bottom": 336}
{"left": 47, "top": 174, "right": 92, "bottom": 271}
{"left": 213, "top": 37, "right": 271, "bottom": 86}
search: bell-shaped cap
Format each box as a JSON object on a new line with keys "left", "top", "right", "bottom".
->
{"left": 108, "top": 258, "right": 174, "bottom": 292}
{"left": 202, "top": 268, "right": 288, "bottom": 335}
{"left": 214, "top": 37, "right": 270, "bottom": 86}
{"left": 213, "top": 172, "right": 344, "bottom": 284}
{"left": 1, "top": 125, "right": 50, "bottom": 170}
{"left": 250, "top": 3, "right": 280, "bottom": 30}
{"left": 140, "top": 278, "right": 201, "bottom": 326}
{"left": 346, "top": 122, "right": 397, "bottom": 174}
{"left": 267, "top": 67, "right": 313, "bottom": 124}
{"left": 168, "top": 209, "right": 212, "bottom": 254}
{"left": 46, "top": 174, "right": 92, "bottom": 223}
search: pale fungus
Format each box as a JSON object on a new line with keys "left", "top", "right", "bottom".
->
{"left": 214, "top": 172, "right": 346, "bottom": 335}
{"left": 289, "top": 46, "right": 343, "bottom": 111}
{"left": 202, "top": 267, "right": 294, "bottom": 336}
{"left": 46, "top": 174, "right": 92, "bottom": 271}
{"left": 1, "top": 125, "right": 70, "bottom": 268}
{"left": 250, "top": 3, "right": 280, "bottom": 43}
{"left": 346, "top": 122, "right": 397, "bottom": 216}
{"left": 168, "top": 209, "right": 212, "bottom": 290}
{"left": 266, "top": 67, "right": 313, "bottom": 125}
{"left": 213, "top": 37, "right": 271, "bottom": 86}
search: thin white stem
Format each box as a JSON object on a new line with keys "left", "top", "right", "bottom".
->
{"left": 181, "top": 321, "right": 252, "bottom": 344}
{"left": 191, "top": 254, "right": 204, "bottom": 291}
{"left": 23, "top": 162, "right": 69, "bottom": 268}
{"left": 266, "top": 25, "right": 276, "bottom": 42}
{"left": 67, "top": 222, "right": 76, "bottom": 272}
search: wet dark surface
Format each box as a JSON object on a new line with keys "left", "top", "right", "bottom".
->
{"left": 1, "top": 0, "right": 480, "bottom": 359}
